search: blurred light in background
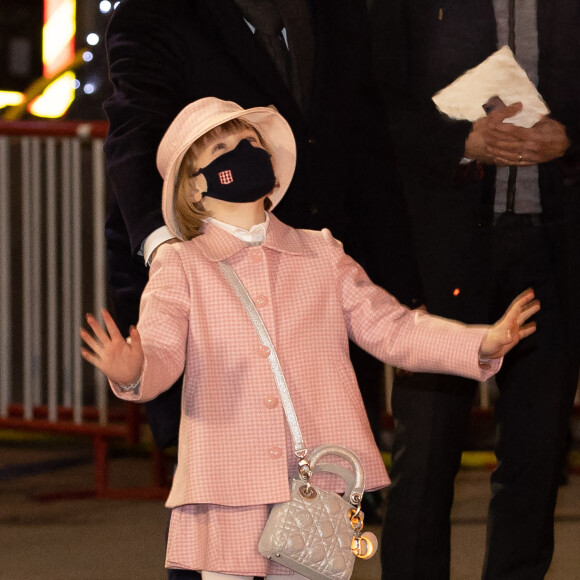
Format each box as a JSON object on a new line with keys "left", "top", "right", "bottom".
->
{"left": 28, "top": 71, "right": 76, "bottom": 118}
{"left": 86, "top": 33, "right": 100, "bottom": 46}
{"left": 43, "top": 0, "right": 76, "bottom": 78}
{"left": 30, "top": 0, "right": 77, "bottom": 118}
{"left": 1, "top": 0, "right": 113, "bottom": 119}
{"left": 0, "top": 91, "right": 25, "bottom": 108}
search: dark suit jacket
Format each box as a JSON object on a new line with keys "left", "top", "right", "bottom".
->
{"left": 370, "top": 0, "right": 580, "bottom": 351}
{"left": 103, "top": 0, "right": 422, "bottom": 445}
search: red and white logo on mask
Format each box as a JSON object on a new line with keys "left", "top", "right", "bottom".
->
{"left": 218, "top": 169, "right": 234, "bottom": 185}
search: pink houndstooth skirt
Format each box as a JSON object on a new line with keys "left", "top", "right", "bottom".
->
{"left": 165, "top": 502, "right": 292, "bottom": 576}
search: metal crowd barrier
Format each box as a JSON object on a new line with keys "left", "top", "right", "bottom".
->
{"left": 0, "top": 121, "right": 166, "bottom": 498}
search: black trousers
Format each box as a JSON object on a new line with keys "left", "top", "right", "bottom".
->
{"left": 381, "top": 214, "right": 578, "bottom": 580}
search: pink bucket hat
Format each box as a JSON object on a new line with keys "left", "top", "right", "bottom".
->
{"left": 156, "top": 97, "right": 297, "bottom": 239}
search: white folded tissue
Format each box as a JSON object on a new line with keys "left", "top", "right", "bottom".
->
{"left": 432, "top": 46, "right": 549, "bottom": 128}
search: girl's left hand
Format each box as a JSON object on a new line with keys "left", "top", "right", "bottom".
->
{"left": 480, "top": 289, "right": 540, "bottom": 359}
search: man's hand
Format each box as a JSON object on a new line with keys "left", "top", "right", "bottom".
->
{"left": 465, "top": 102, "right": 523, "bottom": 164}
{"left": 494, "top": 117, "right": 571, "bottom": 165}
{"left": 479, "top": 289, "right": 540, "bottom": 359}
{"left": 465, "top": 102, "right": 570, "bottom": 167}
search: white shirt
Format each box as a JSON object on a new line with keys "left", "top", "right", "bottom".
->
{"left": 493, "top": 0, "right": 542, "bottom": 214}
{"left": 205, "top": 212, "right": 269, "bottom": 245}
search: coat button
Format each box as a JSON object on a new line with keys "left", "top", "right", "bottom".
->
{"left": 257, "top": 345, "right": 271, "bottom": 358}
{"left": 310, "top": 204, "right": 318, "bottom": 215}
{"left": 268, "top": 447, "right": 283, "bottom": 459}
{"left": 249, "top": 249, "right": 262, "bottom": 262}
{"left": 264, "top": 396, "right": 279, "bottom": 409}
{"left": 308, "top": 136, "right": 316, "bottom": 145}
{"left": 255, "top": 294, "right": 268, "bottom": 307}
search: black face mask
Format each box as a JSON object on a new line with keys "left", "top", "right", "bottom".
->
{"left": 195, "top": 139, "right": 276, "bottom": 203}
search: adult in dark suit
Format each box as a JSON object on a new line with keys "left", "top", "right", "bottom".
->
{"left": 103, "top": 1, "right": 419, "bottom": 577}
{"left": 369, "top": 0, "right": 580, "bottom": 578}
{"left": 104, "top": 0, "right": 412, "bottom": 447}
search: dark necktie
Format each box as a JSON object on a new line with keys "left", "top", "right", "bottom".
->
{"left": 506, "top": 0, "right": 517, "bottom": 213}
{"left": 243, "top": 4, "right": 292, "bottom": 89}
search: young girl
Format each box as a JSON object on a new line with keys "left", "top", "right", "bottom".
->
{"left": 81, "top": 97, "right": 538, "bottom": 579}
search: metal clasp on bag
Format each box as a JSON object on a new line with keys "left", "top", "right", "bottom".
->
{"left": 297, "top": 456, "right": 317, "bottom": 499}
{"left": 349, "top": 508, "right": 378, "bottom": 560}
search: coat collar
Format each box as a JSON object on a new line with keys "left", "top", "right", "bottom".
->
{"left": 193, "top": 213, "right": 308, "bottom": 262}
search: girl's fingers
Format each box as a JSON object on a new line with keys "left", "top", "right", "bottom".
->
{"left": 128, "top": 326, "right": 142, "bottom": 350}
{"left": 518, "top": 300, "right": 540, "bottom": 325}
{"left": 80, "top": 347, "right": 102, "bottom": 369}
{"left": 518, "top": 322, "right": 537, "bottom": 339}
{"left": 510, "top": 289, "right": 535, "bottom": 310}
{"left": 79, "top": 327, "right": 103, "bottom": 355}
{"left": 101, "top": 309, "right": 124, "bottom": 342}
{"left": 504, "top": 289, "right": 537, "bottom": 326}
{"left": 85, "top": 313, "right": 111, "bottom": 346}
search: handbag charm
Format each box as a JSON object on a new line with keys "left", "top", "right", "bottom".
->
{"left": 219, "top": 262, "right": 377, "bottom": 580}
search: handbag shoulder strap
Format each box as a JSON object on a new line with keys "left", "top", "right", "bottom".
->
{"left": 219, "top": 261, "right": 307, "bottom": 457}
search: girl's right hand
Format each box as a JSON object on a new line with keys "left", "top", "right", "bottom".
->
{"left": 80, "top": 309, "right": 144, "bottom": 386}
{"left": 479, "top": 289, "right": 539, "bottom": 359}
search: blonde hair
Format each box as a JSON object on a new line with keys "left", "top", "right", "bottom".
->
{"left": 174, "top": 119, "right": 273, "bottom": 240}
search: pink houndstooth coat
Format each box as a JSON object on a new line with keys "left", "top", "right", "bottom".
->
{"left": 112, "top": 214, "right": 498, "bottom": 510}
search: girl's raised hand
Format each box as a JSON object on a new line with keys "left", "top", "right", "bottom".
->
{"left": 80, "top": 309, "right": 144, "bottom": 386}
{"left": 480, "top": 289, "right": 540, "bottom": 359}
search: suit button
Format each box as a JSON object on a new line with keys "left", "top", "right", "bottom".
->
{"left": 255, "top": 294, "right": 268, "bottom": 307}
{"left": 264, "top": 396, "right": 279, "bottom": 409}
{"left": 308, "top": 136, "right": 316, "bottom": 145}
{"left": 268, "top": 447, "right": 283, "bottom": 459}
{"left": 257, "top": 345, "right": 271, "bottom": 358}
{"left": 310, "top": 204, "right": 318, "bottom": 215}
{"left": 249, "top": 249, "right": 262, "bottom": 262}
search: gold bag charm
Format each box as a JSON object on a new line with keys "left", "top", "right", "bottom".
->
{"left": 349, "top": 508, "right": 378, "bottom": 559}
{"left": 351, "top": 532, "right": 378, "bottom": 560}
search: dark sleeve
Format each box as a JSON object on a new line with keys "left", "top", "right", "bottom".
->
{"left": 558, "top": 127, "right": 580, "bottom": 185}
{"left": 345, "top": 0, "right": 424, "bottom": 306}
{"left": 368, "top": 0, "right": 473, "bottom": 188}
{"left": 103, "top": 0, "right": 194, "bottom": 255}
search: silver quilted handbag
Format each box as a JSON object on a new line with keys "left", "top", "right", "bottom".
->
{"left": 258, "top": 444, "right": 376, "bottom": 580}
{"left": 220, "top": 262, "right": 378, "bottom": 580}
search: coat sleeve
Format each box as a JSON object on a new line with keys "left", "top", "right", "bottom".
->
{"left": 112, "top": 244, "right": 191, "bottom": 402}
{"left": 103, "top": 0, "right": 195, "bottom": 255}
{"left": 322, "top": 229, "right": 500, "bottom": 381}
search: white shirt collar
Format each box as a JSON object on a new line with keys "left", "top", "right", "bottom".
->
{"left": 243, "top": 18, "right": 289, "bottom": 48}
{"left": 205, "top": 212, "right": 270, "bottom": 245}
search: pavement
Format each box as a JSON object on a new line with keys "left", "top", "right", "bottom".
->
{"left": 1, "top": 432, "right": 579, "bottom": 580}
